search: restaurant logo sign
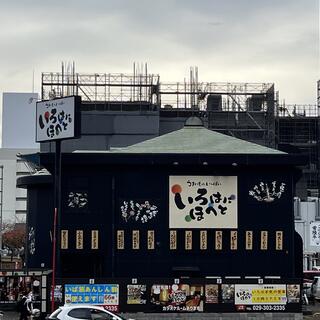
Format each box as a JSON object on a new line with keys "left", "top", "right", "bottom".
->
{"left": 36, "top": 96, "right": 80, "bottom": 142}
{"left": 169, "top": 176, "right": 237, "bottom": 229}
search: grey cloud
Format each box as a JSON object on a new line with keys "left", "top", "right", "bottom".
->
{"left": 0, "top": 0, "right": 318, "bottom": 104}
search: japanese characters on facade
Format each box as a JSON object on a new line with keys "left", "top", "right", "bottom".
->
{"left": 276, "top": 231, "right": 283, "bottom": 250}
{"left": 215, "top": 231, "right": 223, "bottom": 250}
{"left": 200, "top": 230, "right": 207, "bottom": 250}
{"left": 260, "top": 231, "right": 268, "bottom": 250}
{"left": 61, "top": 230, "right": 68, "bottom": 249}
{"left": 246, "top": 231, "right": 253, "bottom": 250}
{"left": 76, "top": 230, "right": 83, "bottom": 249}
{"left": 117, "top": 230, "right": 125, "bottom": 250}
{"left": 185, "top": 231, "right": 192, "bottom": 250}
{"left": 230, "top": 231, "right": 237, "bottom": 250}
{"left": 132, "top": 230, "right": 140, "bottom": 250}
{"left": 310, "top": 222, "right": 320, "bottom": 246}
{"left": 148, "top": 230, "right": 155, "bottom": 250}
{"left": 169, "top": 176, "right": 237, "bottom": 229}
{"left": 36, "top": 96, "right": 80, "bottom": 142}
{"left": 91, "top": 230, "right": 99, "bottom": 250}
{"left": 170, "top": 230, "right": 177, "bottom": 250}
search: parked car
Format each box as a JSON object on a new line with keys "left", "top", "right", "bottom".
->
{"left": 311, "top": 276, "right": 320, "bottom": 301}
{"left": 46, "top": 305, "right": 135, "bottom": 320}
{"left": 303, "top": 270, "right": 320, "bottom": 302}
{"left": 304, "top": 270, "right": 320, "bottom": 281}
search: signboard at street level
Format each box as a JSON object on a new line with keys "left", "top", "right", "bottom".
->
{"left": 64, "top": 284, "right": 119, "bottom": 312}
{"left": 36, "top": 96, "right": 81, "bottom": 142}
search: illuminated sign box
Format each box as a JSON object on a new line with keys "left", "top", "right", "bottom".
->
{"left": 36, "top": 96, "right": 81, "bottom": 142}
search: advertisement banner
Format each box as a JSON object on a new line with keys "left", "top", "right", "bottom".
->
{"left": 310, "top": 221, "right": 320, "bottom": 246}
{"left": 150, "top": 284, "right": 204, "bottom": 312}
{"left": 127, "top": 285, "right": 147, "bottom": 304}
{"left": 169, "top": 176, "right": 237, "bottom": 229}
{"left": 65, "top": 284, "right": 119, "bottom": 312}
{"left": 235, "top": 284, "right": 287, "bottom": 305}
{"left": 286, "top": 284, "right": 300, "bottom": 303}
{"left": 205, "top": 285, "right": 218, "bottom": 304}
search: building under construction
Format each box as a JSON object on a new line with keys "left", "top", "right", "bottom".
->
{"left": 40, "top": 65, "right": 320, "bottom": 199}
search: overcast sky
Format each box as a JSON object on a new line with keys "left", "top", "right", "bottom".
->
{"left": 0, "top": 0, "right": 319, "bottom": 104}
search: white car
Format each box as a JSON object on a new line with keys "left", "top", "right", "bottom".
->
{"left": 46, "top": 305, "right": 134, "bottom": 320}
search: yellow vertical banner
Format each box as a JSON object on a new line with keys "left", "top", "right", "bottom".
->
{"left": 276, "top": 231, "right": 283, "bottom": 250}
{"left": 170, "top": 230, "right": 177, "bottom": 250}
{"left": 185, "top": 230, "right": 192, "bottom": 250}
{"left": 261, "top": 231, "right": 268, "bottom": 250}
{"left": 91, "top": 230, "right": 99, "bottom": 249}
{"left": 200, "top": 230, "right": 207, "bottom": 250}
{"left": 117, "top": 230, "right": 124, "bottom": 250}
{"left": 132, "top": 230, "right": 140, "bottom": 250}
{"left": 215, "top": 231, "right": 223, "bottom": 250}
{"left": 76, "top": 230, "right": 83, "bottom": 249}
{"left": 246, "top": 231, "right": 253, "bottom": 250}
{"left": 230, "top": 231, "right": 238, "bottom": 250}
{"left": 147, "top": 230, "right": 155, "bottom": 250}
{"left": 61, "top": 230, "right": 68, "bottom": 249}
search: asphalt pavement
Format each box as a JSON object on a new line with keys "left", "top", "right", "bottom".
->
{"left": 1, "top": 309, "right": 319, "bottom": 320}
{"left": 1, "top": 311, "right": 19, "bottom": 320}
{"left": 303, "top": 300, "right": 320, "bottom": 319}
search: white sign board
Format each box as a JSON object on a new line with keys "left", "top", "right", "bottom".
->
{"left": 235, "top": 284, "right": 287, "bottom": 305}
{"left": 169, "top": 176, "right": 237, "bottom": 229}
{"left": 310, "top": 221, "right": 320, "bottom": 246}
{"left": 36, "top": 96, "right": 78, "bottom": 142}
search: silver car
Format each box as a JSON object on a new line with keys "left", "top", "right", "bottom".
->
{"left": 46, "top": 305, "right": 134, "bottom": 320}
{"left": 311, "top": 276, "right": 320, "bottom": 301}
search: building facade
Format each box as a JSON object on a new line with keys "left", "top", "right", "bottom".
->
{"left": 18, "top": 118, "right": 303, "bottom": 315}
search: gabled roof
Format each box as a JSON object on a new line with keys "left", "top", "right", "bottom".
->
{"left": 111, "top": 118, "right": 285, "bottom": 155}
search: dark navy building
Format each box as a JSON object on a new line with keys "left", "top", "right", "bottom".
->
{"left": 19, "top": 118, "right": 303, "bottom": 278}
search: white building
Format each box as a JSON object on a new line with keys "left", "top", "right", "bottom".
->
{"left": 0, "top": 149, "right": 38, "bottom": 223}
{"left": 294, "top": 197, "right": 320, "bottom": 270}
{"left": 0, "top": 93, "right": 40, "bottom": 224}
{"left": 2, "top": 93, "right": 39, "bottom": 149}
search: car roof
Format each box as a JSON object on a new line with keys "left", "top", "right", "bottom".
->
{"left": 61, "top": 304, "right": 107, "bottom": 311}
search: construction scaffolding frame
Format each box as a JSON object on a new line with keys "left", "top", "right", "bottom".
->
{"left": 277, "top": 103, "right": 319, "bottom": 197}
{"left": 40, "top": 67, "right": 320, "bottom": 196}
{"left": 159, "top": 78, "right": 276, "bottom": 148}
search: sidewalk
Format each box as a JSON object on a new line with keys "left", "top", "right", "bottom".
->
{"left": 1, "top": 311, "right": 19, "bottom": 320}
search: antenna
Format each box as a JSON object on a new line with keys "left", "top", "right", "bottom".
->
{"left": 32, "top": 69, "right": 35, "bottom": 93}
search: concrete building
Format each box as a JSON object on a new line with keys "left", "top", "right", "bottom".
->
{"left": 2, "top": 93, "right": 39, "bottom": 149}
{"left": 1, "top": 92, "right": 40, "bottom": 223}
{"left": 19, "top": 118, "right": 304, "bottom": 317}
{"left": 0, "top": 148, "right": 38, "bottom": 223}
{"left": 294, "top": 198, "right": 320, "bottom": 270}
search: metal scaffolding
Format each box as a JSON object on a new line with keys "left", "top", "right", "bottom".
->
{"left": 277, "top": 104, "right": 319, "bottom": 196}
{"left": 40, "top": 66, "right": 319, "bottom": 197}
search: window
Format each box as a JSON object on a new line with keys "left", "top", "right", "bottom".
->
{"left": 68, "top": 308, "right": 91, "bottom": 319}
{"left": 90, "top": 309, "right": 116, "bottom": 320}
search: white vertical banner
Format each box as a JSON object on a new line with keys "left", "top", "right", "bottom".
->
{"left": 310, "top": 222, "right": 320, "bottom": 246}
{"left": 169, "top": 176, "right": 237, "bottom": 228}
